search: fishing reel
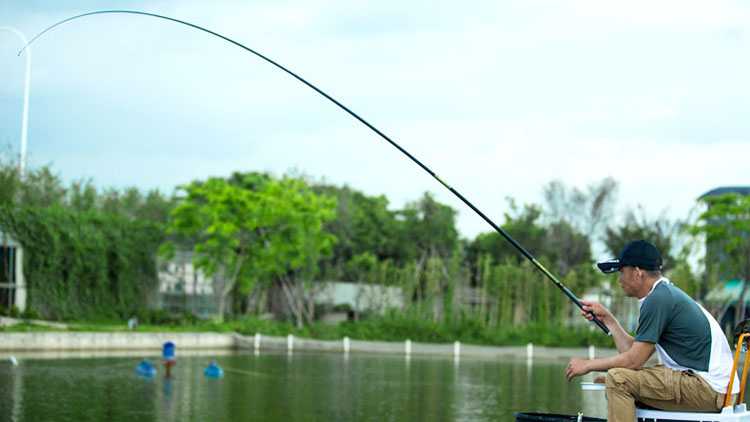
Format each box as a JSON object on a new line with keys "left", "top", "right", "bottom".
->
{"left": 733, "top": 319, "right": 750, "bottom": 352}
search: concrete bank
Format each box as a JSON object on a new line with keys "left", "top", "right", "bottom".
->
{"left": 0, "top": 332, "right": 235, "bottom": 351}
{"left": 0, "top": 331, "right": 647, "bottom": 363}
{"left": 235, "top": 335, "right": 661, "bottom": 363}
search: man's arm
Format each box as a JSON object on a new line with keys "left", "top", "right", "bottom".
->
{"left": 566, "top": 341, "right": 655, "bottom": 381}
{"left": 580, "top": 300, "right": 633, "bottom": 353}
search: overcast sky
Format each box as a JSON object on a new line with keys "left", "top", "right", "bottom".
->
{"left": 1, "top": 0, "right": 749, "bottom": 250}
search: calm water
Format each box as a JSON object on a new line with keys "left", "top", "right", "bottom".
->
{"left": 0, "top": 351, "right": 607, "bottom": 421}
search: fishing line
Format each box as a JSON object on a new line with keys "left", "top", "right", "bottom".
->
{"left": 218, "top": 365, "right": 274, "bottom": 378}
{"left": 20, "top": 10, "right": 610, "bottom": 335}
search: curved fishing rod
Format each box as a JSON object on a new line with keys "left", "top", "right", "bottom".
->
{"left": 21, "top": 10, "right": 610, "bottom": 336}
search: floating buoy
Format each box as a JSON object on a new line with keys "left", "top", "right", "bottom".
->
{"left": 204, "top": 360, "right": 224, "bottom": 379}
{"left": 135, "top": 358, "right": 157, "bottom": 378}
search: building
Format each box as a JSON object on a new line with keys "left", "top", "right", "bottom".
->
{"left": 0, "top": 231, "right": 25, "bottom": 312}
{"left": 156, "top": 250, "right": 217, "bottom": 318}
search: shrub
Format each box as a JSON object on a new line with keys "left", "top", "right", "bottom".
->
{"left": 182, "top": 311, "right": 200, "bottom": 325}
{"left": 21, "top": 308, "right": 39, "bottom": 320}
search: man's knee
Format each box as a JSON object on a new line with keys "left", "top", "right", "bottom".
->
{"left": 606, "top": 367, "right": 636, "bottom": 393}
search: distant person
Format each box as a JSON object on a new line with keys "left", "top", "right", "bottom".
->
{"left": 163, "top": 341, "right": 176, "bottom": 378}
{"left": 565, "top": 240, "right": 739, "bottom": 422}
{"left": 127, "top": 316, "right": 138, "bottom": 330}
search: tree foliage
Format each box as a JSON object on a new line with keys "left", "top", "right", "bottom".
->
{"left": 0, "top": 156, "right": 173, "bottom": 320}
{"left": 604, "top": 206, "right": 679, "bottom": 272}
{"left": 0, "top": 205, "right": 163, "bottom": 320}
{"left": 163, "top": 176, "right": 338, "bottom": 321}
{"left": 467, "top": 200, "right": 592, "bottom": 278}
{"left": 687, "top": 193, "right": 750, "bottom": 325}
{"left": 543, "top": 177, "right": 618, "bottom": 240}
{"left": 0, "top": 148, "right": 710, "bottom": 340}
{"left": 313, "top": 184, "right": 402, "bottom": 279}
{"left": 399, "top": 192, "right": 460, "bottom": 261}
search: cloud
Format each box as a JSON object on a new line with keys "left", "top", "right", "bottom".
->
{"left": 2, "top": 0, "right": 750, "bottom": 242}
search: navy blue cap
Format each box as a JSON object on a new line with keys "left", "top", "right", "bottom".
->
{"left": 597, "top": 240, "right": 663, "bottom": 274}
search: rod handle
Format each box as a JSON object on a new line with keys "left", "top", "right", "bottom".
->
{"left": 590, "top": 313, "right": 611, "bottom": 336}
{"left": 561, "top": 284, "right": 611, "bottom": 336}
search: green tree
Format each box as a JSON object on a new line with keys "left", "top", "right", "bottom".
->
{"left": 542, "top": 177, "right": 618, "bottom": 240}
{"left": 398, "top": 192, "right": 459, "bottom": 261}
{"left": 0, "top": 158, "right": 21, "bottom": 205}
{"left": 604, "top": 206, "right": 679, "bottom": 272}
{"left": 0, "top": 205, "right": 162, "bottom": 320}
{"left": 162, "top": 176, "right": 337, "bottom": 323}
{"left": 467, "top": 199, "right": 591, "bottom": 278}
{"left": 347, "top": 251, "right": 377, "bottom": 321}
{"left": 313, "top": 184, "right": 402, "bottom": 278}
{"left": 688, "top": 193, "right": 750, "bottom": 326}
{"left": 18, "top": 166, "right": 67, "bottom": 208}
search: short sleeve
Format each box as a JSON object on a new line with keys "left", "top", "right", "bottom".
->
{"left": 634, "top": 291, "right": 671, "bottom": 343}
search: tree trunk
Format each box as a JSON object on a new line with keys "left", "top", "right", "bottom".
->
{"left": 354, "top": 282, "right": 361, "bottom": 322}
{"left": 412, "top": 252, "right": 426, "bottom": 315}
{"left": 279, "top": 275, "right": 303, "bottom": 329}
{"left": 215, "top": 247, "right": 245, "bottom": 319}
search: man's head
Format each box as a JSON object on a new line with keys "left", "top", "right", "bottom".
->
{"left": 597, "top": 240, "right": 663, "bottom": 298}
{"left": 597, "top": 240, "right": 663, "bottom": 274}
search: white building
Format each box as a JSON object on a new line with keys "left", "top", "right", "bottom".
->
{"left": 156, "top": 250, "right": 217, "bottom": 317}
{"left": 0, "top": 231, "right": 25, "bottom": 312}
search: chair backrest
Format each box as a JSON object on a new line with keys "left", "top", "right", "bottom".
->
{"left": 724, "top": 320, "right": 750, "bottom": 408}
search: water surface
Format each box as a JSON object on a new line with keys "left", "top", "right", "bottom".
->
{"left": 0, "top": 351, "right": 606, "bottom": 421}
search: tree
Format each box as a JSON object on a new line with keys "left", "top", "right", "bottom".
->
{"left": 0, "top": 159, "right": 21, "bottom": 205}
{"left": 467, "top": 199, "right": 591, "bottom": 278}
{"left": 398, "top": 192, "right": 459, "bottom": 261}
{"left": 162, "top": 176, "right": 337, "bottom": 323}
{"left": 688, "top": 193, "right": 750, "bottom": 326}
{"left": 313, "top": 184, "right": 402, "bottom": 279}
{"left": 542, "top": 177, "right": 618, "bottom": 241}
{"left": 467, "top": 201, "right": 545, "bottom": 268}
{"left": 347, "top": 251, "right": 377, "bottom": 321}
{"left": 604, "top": 206, "right": 679, "bottom": 272}
{"left": 18, "top": 166, "right": 67, "bottom": 208}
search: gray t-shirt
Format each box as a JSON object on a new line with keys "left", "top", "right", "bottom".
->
{"left": 634, "top": 280, "right": 711, "bottom": 371}
{"left": 634, "top": 278, "right": 739, "bottom": 394}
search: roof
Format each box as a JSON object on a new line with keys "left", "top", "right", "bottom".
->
{"left": 704, "top": 279, "right": 750, "bottom": 305}
{"left": 698, "top": 186, "right": 750, "bottom": 200}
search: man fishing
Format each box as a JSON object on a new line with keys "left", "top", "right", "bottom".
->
{"left": 565, "top": 239, "right": 739, "bottom": 422}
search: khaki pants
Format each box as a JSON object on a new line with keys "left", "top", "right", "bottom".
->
{"left": 605, "top": 366, "right": 735, "bottom": 422}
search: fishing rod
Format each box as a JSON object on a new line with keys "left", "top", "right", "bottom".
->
{"left": 20, "top": 10, "right": 610, "bottom": 336}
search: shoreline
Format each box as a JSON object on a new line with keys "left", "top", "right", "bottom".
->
{"left": 0, "top": 331, "right": 653, "bottom": 362}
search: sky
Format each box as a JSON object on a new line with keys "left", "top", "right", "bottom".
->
{"left": 1, "top": 0, "right": 749, "bottom": 253}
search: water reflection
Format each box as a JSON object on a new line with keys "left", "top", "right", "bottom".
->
{"left": 0, "top": 350, "right": 607, "bottom": 421}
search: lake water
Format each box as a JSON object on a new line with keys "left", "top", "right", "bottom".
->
{"left": 0, "top": 351, "right": 607, "bottom": 421}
